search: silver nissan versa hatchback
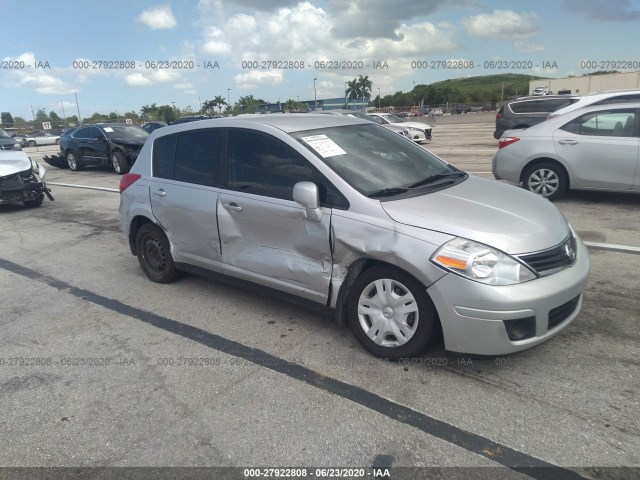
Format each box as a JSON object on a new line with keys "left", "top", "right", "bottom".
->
{"left": 119, "top": 114, "right": 590, "bottom": 359}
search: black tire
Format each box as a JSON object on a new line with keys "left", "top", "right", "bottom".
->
{"left": 523, "top": 161, "right": 568, "bottom": 200}
{"left": 347, "top": 266, "right": 436, "bottom": 359}
{"left": 28, "top": 140, "right": 36, "bottom": 147}
{"left": 66, "top": 152, "right": 83, "bottom": 171}
{"left": 55, "top": 139, "right": 60, "bottom": 145}
{"left": 135, "top": 224, "right": 179, "bottom": 283}
{"left": 111, "top": 151, "right": 130, "bottom": 175}
{"left": 23, "top": 196, "right": 43, "bottom": 208}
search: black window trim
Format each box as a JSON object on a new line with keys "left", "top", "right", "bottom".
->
{"left": 152, "top": 127, "right": 225, "bottom": 187}
{"left": 222, "top": 127, "right": 349, "bottom": 209}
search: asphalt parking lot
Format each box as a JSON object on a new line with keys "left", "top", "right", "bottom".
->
{"left": 1, "top": 118, "right": 638, "bottom": 480}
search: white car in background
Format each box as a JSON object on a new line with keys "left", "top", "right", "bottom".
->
{"left": 367, "top": 113, "right": 432, "bottom": 143}
{"left": 493, "top": 102, "right": 640, "bottom": 200}
{"left": 547, "top": 89, "right": 640, "bottom": 119}
{"left": 23, "top": 132, "right": 61, "bottom": 147}
{"left": 316, "top": 110, "right": 410, "bottom": 138}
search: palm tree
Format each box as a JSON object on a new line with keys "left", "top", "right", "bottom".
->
{"left": 345, "top": 79, "right": 361, "bottom": 103}
{"left": 213, "top": 95, "right": 226, "bottom": 113}
{"left": 357, "top": 75, "right": 373, "bottom": 110}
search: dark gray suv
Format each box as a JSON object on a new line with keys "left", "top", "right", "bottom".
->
{"left": 494, "top": 95, "right": 579, "bottom": 139}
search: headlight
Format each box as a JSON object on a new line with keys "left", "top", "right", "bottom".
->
{"left": 431, "top": 237, "right": 536, "bottom": 285}
{"left": 13, "top": 143, "right": 22, "bottom": 150}
{"left": 407, "top": 126, "right": 421, "bottom": 132}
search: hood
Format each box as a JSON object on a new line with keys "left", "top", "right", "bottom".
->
{"left": 381, "top": 175, "right": 569, "bottom": 254}
{"left": 0, "top": 151, "right": 31, "bottom": 177}
{"left": 402, "top": 121, "right": 432, "bottom": 130}
{"left": 112, "top": 139, "right": 145, "bottom": 148}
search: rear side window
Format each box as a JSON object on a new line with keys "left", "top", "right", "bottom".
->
{"left": 153, "top": 129, "right": 221, "bottom": 186}
{"left": 560, "top": 110, "right": 636, "bottom": 137}
{"left": 227, "top": 130, "right": 315, "bottom": 200}
{"left": 510, "top": 98, "right": 577, "bottom": 114}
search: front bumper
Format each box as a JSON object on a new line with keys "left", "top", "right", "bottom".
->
{"left": 427, "top": 237, "right": 590, "bottom": 355}
{"left": 0, "top": 170, "right": 47, "bottom": 204}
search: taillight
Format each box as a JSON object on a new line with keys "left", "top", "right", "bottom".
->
{"left": 498, "top": 137, "right": 520, "bottom": 149}
{"left": 119, "top": 173, "right": 141, "bottom": 192}
{"left": 496, "top": 113, "right": 503, "bottom": 119}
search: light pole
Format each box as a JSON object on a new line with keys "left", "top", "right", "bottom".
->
{"left": 60, "top": 100, "right": 66, "bottom": 127}
{"left": 74, "top": 92, "right": 81, "bottom": 123}
{"left": 378, "top": 88, "right": 381, "bottom": 110}
{"left": 314, "top": 78, "right": 317, "bottom": 110}
{"left": 412, "top": 81, "right": 416, "bottom": 108}
{"left": 227, "top": 88, "right": 230, "bottom": 108}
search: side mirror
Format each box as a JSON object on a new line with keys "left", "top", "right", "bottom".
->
{"left": 293, "top": 181, "right": 323, "bottom": 222}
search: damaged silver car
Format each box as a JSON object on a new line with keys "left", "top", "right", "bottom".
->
{"left": 0, "top": 151, "right": 53, "bottom": 208}
{"left": 119, "top": 115, "right": 589, "bottom": 358}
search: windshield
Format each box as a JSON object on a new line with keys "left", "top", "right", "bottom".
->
{"left": 381, "top": 114, "right": 404, "bottom": 124}
{"left": 103, "top": 125, "right": 149, "bottom": 142}
{"left": 0, "top": 128, "right": 11, "bottom": 138}
{"left": 292, "top": 124, "right": 455, "bottom": 196}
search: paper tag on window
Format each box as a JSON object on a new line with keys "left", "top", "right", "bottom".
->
{"left": 103, "top": 127, "right": 114, "bottom": 132}
{"left": 301, "top": 134, "right": 346, "bottom": 158}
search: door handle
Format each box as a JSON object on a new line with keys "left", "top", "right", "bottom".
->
{"left": 152, "top": 189, "right": 167, "bottom": 197}
{"left": 558, "top": 139, "right": 578, "bottom": 145}
{"left": 222, "top": 202, "right": 242, "bottom": 212}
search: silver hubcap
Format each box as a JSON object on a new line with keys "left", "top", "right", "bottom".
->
{"left": 528, "top": 169, "right": 559, "bottom": 197}
{"left": 112, "top": 156, "right": 120, "bottom": 172}
{"left": 68, "top": 154, "right": 76, "bottom": 169}
{"left": 357, "top": 278, "right": 419, "bottom": 348}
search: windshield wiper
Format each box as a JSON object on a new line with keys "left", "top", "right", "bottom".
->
{"left": 367, "top": 187, "right": 409, "bottom": 198}
{"left": 407, "top": 171, "right": 467, "bottom": 189}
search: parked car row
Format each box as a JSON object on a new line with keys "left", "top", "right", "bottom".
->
{"left": 493, "top": 89, "right": 640, "bottom": 200}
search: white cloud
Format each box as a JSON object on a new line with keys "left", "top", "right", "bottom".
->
{"left": 137, "top": 5, "right": 177, "bottom": 30}
{"left": 125, "top": 73, "right": 153, "bottom": 86}
{"left": 462, "top": 10, "right": 539, "bottom": 40}
{"left": 234, "top": 70, "right": 284, "bottom": 89}
{"left": 2, "top": 52, "right": 75, "bottom": 94}
{"left": 125, "top": 69, "right": 180, "bottom": 86}
{"left": 201, "top": 27, "right": 232, "bottom": 55}
{"left": 514, "top": 41, "right": 544, "bottom": 53}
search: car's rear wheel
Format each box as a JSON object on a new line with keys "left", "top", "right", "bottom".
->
{"left": 135, "top": 224, "right": 179, "bottom": 283}
{"left": 523, "top": 162, "right": 568, "bottom": 200}
{"left": 347, "top": 266, "right": 436, "bottom": 359}
{"left": 28, "top": 140, "right": 36, "bottom": 147}
{"left": 66, "top": 152, "right": 83, "bottom": 171}
{"left": 111, "top": 151, "right": 130, "bottom": 175}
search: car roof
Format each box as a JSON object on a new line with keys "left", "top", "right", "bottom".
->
{"left": 585, "top": 88, "right": 640, "bottom": 97}
{"left": 161, "top": 113, "right": 369, "bottom": 134}
{"left": 508, "top": 95, "right": 580, "bottom": 102}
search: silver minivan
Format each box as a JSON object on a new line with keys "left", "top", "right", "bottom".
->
{"left": 119, "top": 115, "right": 589, "bottom": 359}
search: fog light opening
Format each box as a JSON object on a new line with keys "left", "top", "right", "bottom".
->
{"left": 503, "top": 317, "right": 536, "bottom": 341}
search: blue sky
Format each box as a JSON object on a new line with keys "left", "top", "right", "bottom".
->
{"left": 2, "top": 0, "right": 639, "bottom": 120}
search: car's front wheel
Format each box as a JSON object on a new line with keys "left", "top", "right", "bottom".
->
{"left": 523, "top": 162, "right": 568, "bottom": 200}
{"left": 347, "top": 266, "right": 436, "bottom": 359}
{"left": 111, "top": 151, "right": 130, "bottom": 175}
{"left": 28, "top": 140, "right": 36, "bottom": 147}
{"left": 66, "top": 152, "right": 83, "bottom": 171}
{"left": 135, "top": 224, "right": 179, "bottom": 283}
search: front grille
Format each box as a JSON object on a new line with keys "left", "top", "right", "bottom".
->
{"left": 548, "top": 295, "right": 580, "bottom": 330}
{"left": 518, "top": 234, "right": 576, "bottom": 276}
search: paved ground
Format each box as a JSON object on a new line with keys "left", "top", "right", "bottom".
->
{"left": 1, "top": 120, "right": 638, "bottom": 480}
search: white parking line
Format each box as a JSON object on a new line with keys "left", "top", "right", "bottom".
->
{"left": 583, "top": 242, "right": 640, "bottom": 255}
{"left": 46, "top": 182, "right": 119, "bottom": 193}
{"left": 43, "top": 183, "right": 640, "bottom": 256}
